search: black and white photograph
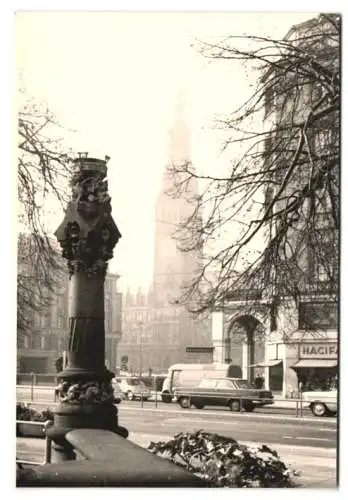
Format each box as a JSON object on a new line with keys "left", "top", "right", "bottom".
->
{"left": 12, "top": 4, "right": 340, "bottom": 490}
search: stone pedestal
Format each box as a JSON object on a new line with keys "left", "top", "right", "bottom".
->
{"left": 47, "top": 154, "right": 128, "bottom": 460}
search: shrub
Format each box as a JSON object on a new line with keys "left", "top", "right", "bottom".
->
{"left": 148, "top": 430, "right": 300, "bottom": 487}
{"left": 16, "top": 403, "right": 54, "bottom": 422}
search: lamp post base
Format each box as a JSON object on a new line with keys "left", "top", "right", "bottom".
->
{"left": 47, "top": 403, "right": 128, "bottom": 462}
{"left": 48, "top": 366, "right": 129, "bottom": 462}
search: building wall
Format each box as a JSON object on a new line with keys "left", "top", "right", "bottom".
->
{"left": 119, "top": 290, "right": 211, "bottom": 373}
{"left": 17, "top": 270, "right": 122, "bottom": 374}
{"left": 211, "top": 293, "right": 337, "bottom": 397}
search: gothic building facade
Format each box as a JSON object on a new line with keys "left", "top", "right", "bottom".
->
{"left": 118, "top": 95, "right": 212, "bottom": 373}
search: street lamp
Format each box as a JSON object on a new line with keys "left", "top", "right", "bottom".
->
{"left": 50, "top": 153, "right": 128, "bottom": 461}
{"left": 138, "top": 322, "right": 145, "bottom": 378}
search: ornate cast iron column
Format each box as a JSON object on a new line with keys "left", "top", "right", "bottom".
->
{"left": 48, "top": 153, "right": 128, "bottom": 461}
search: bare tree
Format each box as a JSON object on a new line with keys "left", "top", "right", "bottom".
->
{"left": 168, "top": 14, "right": 340, "bottom": 316}
{"left": 17, "top": 95, "right": 72, "bottom": 338}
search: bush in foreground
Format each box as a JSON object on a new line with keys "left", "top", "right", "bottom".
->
{"left": 148, "top": 430, "right": 300, "bottom": 487}
{"left": 16, "top": 403, "right": 54, "bottom": 422}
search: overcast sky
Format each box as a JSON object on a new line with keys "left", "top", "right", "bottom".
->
{"left": 15, "top": 11, "right": 318, "bottom": 292}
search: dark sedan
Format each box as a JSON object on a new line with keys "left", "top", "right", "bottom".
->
{"left": 174, "top": 377, "right": 274, "bottom": 412}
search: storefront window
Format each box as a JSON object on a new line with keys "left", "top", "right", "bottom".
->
{"left": 297, "top": 367, "right": 337, "bottom": 392}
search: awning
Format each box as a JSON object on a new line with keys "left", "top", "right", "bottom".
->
{"left": 248, "top": 359, "right": 282, "bottom": 368}
{"left": 291, "top": 359, "right": 337, "bottom": 369}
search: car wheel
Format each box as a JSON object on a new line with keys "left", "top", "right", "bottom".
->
{"left": 127, "top": 391, "right": 134, "bottom": 401}
{"left": 229, "top": 399, "right": 241, "bottom": 412}
{"left": 243, "top": 401, "right": 255, "bottom": 412}
{"left": 179, "top": 396, "right": 191, "bottom": 409}
{"left": 194, "top": 404, "right": 204, "bottom": 410}
{"left": 310, "top": 402, "right": 327, "bottom": 417}
{"left": 162, "top": 393, "right": 173, "bottom": 404}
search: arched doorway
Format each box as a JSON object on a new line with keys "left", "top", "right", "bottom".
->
{"left": 224, "top": 315, "right": 266, "bottom": 383}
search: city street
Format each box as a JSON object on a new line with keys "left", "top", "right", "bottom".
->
{"left": 17, "top": 403, "right": 337, "bottom": 487}
{"left": 118, "top": 406, "right": 337, "bottom": 449}
{"left": 17, "top": 390, "right": 337, "bottom": 454}
{"left": 16, "top": 384, "right": 336, "bottom": 419}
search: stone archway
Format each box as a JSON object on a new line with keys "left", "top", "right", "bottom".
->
{"left": 225, "top": 314, "right": 266, "bottom": 382}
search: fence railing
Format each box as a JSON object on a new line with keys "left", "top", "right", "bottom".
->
{"left": 17, "top": 373, "right": 337, "bottom": 418}
{"left": 16, "top": 420, "right": 53, "bottom": 468}
{"left": 17, "top": 373, "right": 58, "bottom": 386}
{"left": 17, "top": 386, "right": 314, "bottom": 418}
{"left": 16, "top": 373, "right": 164, "bottom": 406}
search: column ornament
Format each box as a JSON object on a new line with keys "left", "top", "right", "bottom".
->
{"left": 55, "top": 154, "right": 121, "bottom": 277}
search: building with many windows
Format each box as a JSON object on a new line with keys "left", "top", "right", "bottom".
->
{"left": 211, "top": 14, "right": 339, "bottom": 397}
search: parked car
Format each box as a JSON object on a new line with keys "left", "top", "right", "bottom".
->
{"left": 116, "top": 377, "right": 151, "bottom": 401}
{"left": 111, "top": 379, "right": 125, "bottom": 404}
{"left": 301, "top": 389, "right": 337, "bottom": 417}
{"left": 174, "top": 377, "right": 274, "bottom": 412}
{"left": 161, "top": 362, "right": 242, "bottom": 403}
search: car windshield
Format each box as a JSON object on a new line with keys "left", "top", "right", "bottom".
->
{"left": 125, "top": 379, "right": 149, "bottom": 389}
{"left": 232, "top": 379, "right": 252, "bottom": 389}
{"left": 126, "top": 378, "right": 140, "bottom": 385}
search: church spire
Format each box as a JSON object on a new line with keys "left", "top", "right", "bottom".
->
{"left": 168, "top": 90, "right": 190, "bottom": 164}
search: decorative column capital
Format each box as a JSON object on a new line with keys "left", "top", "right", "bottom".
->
{"left": 55, "top": 154, "right": 121, "bottom": 277}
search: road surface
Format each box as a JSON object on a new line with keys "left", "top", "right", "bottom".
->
{"left": 117, "top": 405, "right": 337, "bottom": 449}
{"left": 16, "top": 406, "right": 337, "bottom": 487}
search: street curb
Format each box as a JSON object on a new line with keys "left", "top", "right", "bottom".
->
{"left": 118, "top": 404, "right": 336, "bottom": 424}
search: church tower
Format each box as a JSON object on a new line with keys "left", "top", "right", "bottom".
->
{"left": 150, "top": 92, "right": 210, "bottom": 368}
{"left": 153, "top": 92, "right": 201, "bottom": 305}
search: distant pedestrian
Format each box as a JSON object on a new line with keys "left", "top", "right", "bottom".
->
{"left": 254, "top": 376, "right": 264, "bottom": 389}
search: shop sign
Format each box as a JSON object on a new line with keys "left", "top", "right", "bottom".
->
{"left": 186, "top": 347, "right": 214, "bottom": 353}
{"left": 299, "top": 343, "right": 337, "bottom": 358}
{"left": 186, "top": 346, "right": 214, "bottom": 363}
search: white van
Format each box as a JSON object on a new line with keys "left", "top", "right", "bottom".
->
{"left": 161, "top": 362, "right": 242, "bottom": 403}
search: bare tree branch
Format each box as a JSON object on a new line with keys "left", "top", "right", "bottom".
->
{"left": 17, "top": 93, "right": 73, "bottom": 338}
{"left": 168, "top": 14, "right": 339, "bottom": 317}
